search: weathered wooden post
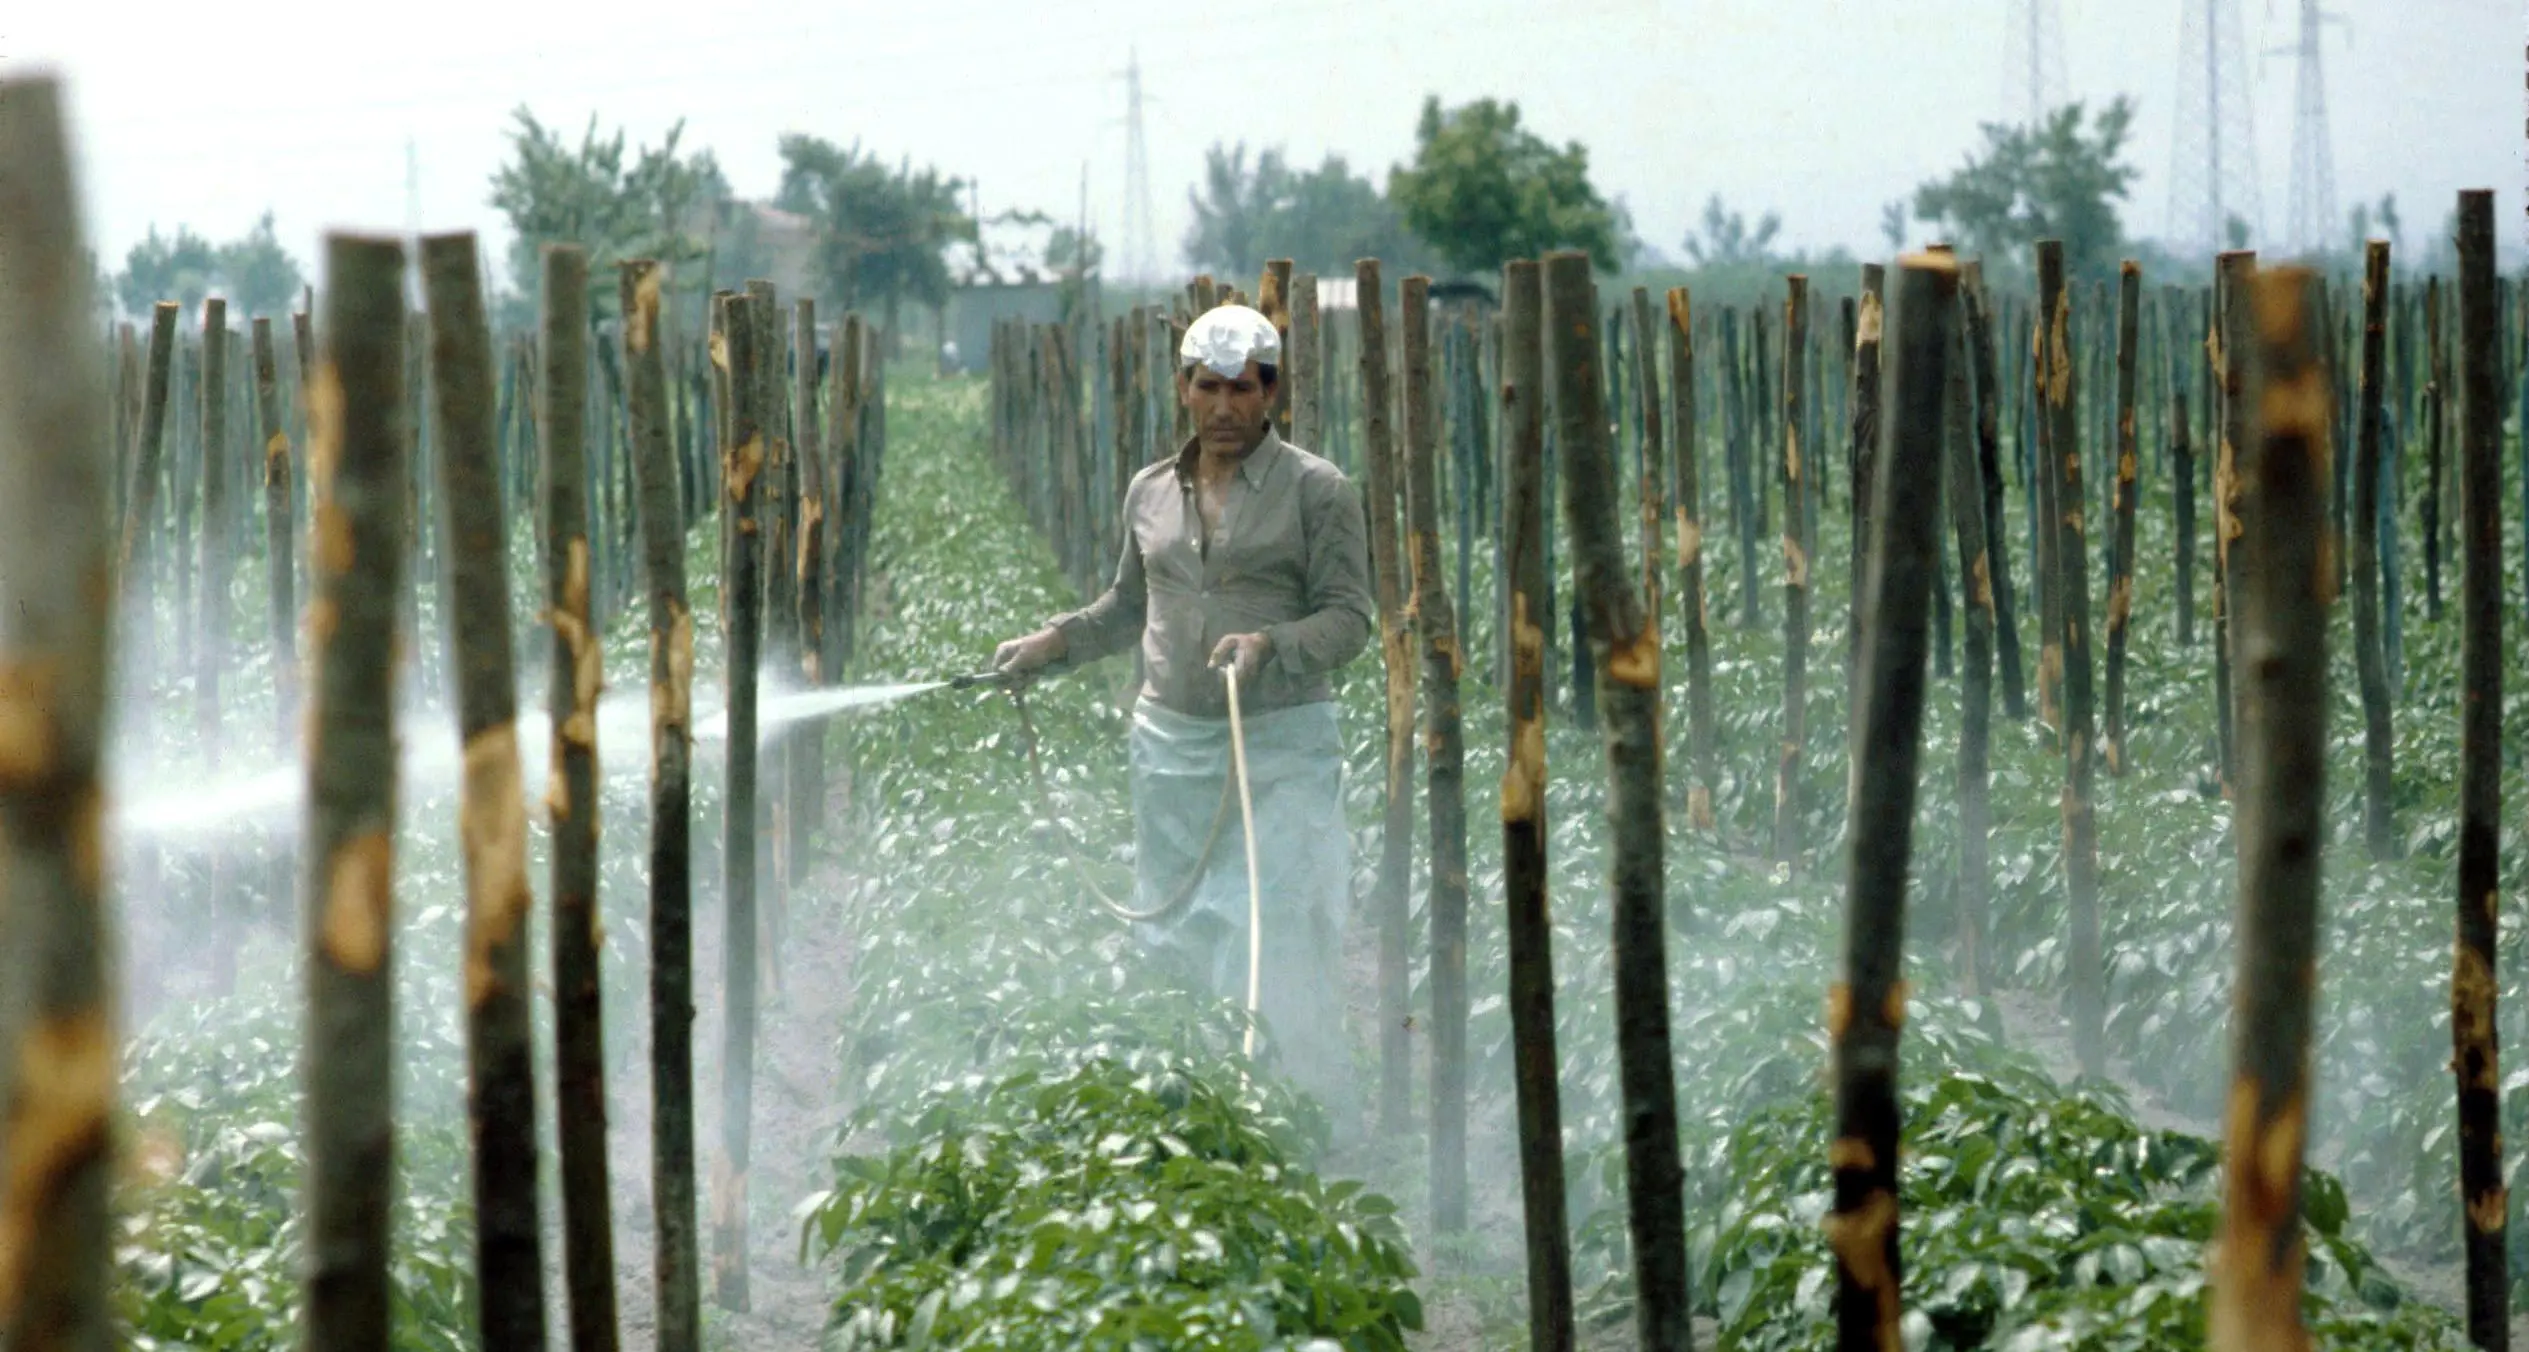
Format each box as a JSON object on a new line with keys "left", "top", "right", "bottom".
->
{"left": 2450, "top": 187, "right": 2508, "bottom": 1349}
{"left": 2037, "top": 239, "right": 2105, "bottom": 1080}
{"left": 2163, "top": 285, "right": 2200, "bottom": 650}
{"left": 2351, "top": 242, "right": 2397, "bottom": 861}
{"left": 1666, "top": 289, "right": 1718, "bottom": 832}
{"left": 2208, "top": 266, "right": 2329, "bottom": 1352}
{"left": 299, "top": 231, "right": 409, "bottom": 1352}
{"left": 1940, "top": 264, "right": 1995, "bottom": 999}
{"left": 1498, "top": 257, "right": 1574, "bottom": 1352}
{"left": 789, "top": 299, "right": 823, "bottom": 891}
{"left": 1546, "top": 249, "right": 1689, "bottom": 1352}
{"left": 0, "top": 76, "right": 121, "bottom": 1351}
{"left": 253, "top": 318, "right": 299, "bottom": 746}
{"left": 196, "top": 298, "right": 231, "bottom": 753}
{"left": 538, "top": 246, "right": 621, "bottom": 1352}
{"left": 2423, "top": 276, "right": 2446, "bottom": 619}
{"left": 1775, "top": 276, "right": 1810, "bottom": 866}
{"left": 1845, "top": 268, "right": 1885, "bottom": 708}
{"left": 1828, "top": 249, "right": 1956, "bottom": 1352}
{"left": 1402, "top": 275, "right": 1470, "bottom": 1230}
{"left": 2213, "top": 251, "right": 2257, "bottom": 791}
{"left": 746, "top": 284, "right": 791, "bottom": 991}
{"left": 623, "top": 257, "right": 702, "bottom": 1352}
{"left": 711, "top": 290, "right": 764, "bottom": 1314}
{"left": 2103, "top": 262, "right": 2143, "bottom": 774}
{"left": 1293, "top": 272, "right": 1322, "bottom": 452}
{"left": 419, "top": 231, "right": 548, "bottom": 1352}
{"left": 1357, "top": 259, "right": 1415, "bottom": 1135}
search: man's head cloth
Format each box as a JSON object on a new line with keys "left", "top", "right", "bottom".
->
{"left": 1180, "top": 304, "right": 1281, "bottom": 379}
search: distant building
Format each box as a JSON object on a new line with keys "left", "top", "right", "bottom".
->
{"left": 945, "top": 280, "right": 1068, "bottom": 374}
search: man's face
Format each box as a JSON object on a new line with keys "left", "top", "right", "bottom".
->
{"left": 1180, "top": 360, "right": 1274, "bottom": 456}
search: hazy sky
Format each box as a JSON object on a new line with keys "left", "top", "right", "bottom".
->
{"left": 6, "top": 0, "right": 2519, "bottom": 293}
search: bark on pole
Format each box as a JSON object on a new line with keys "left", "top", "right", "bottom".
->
{"left": 253, "top": 318, "right": 300, "bottom": 748}
{"left": 1292, "top": 272, "right": 1322, "bottom": 451}
{"left": 2214, "top": 252, "right": 2257, "bottom": 793}
{"left": 1845, "top": 268, "right": 1885, "bottom": 713}
{"left": 418, "top": 232, "right": 548, "bottom": 1352}
{"left": 2166, "top": 285, "right": 2200, "bottom": 650}
{"left": 1402, "top": 275, "right": 1470, "bottom": 1231}
{"left": 1498, "top": 258, "right": 1574, "bottom": 1352}
{"left": 2451, "top": 188, "right": 2508, "bottom": 1349}
{"left": 1939, "top": 266, "right": 1995, "bottom": 999}
{"left": 2103, "top": 262, "right": 2142, "bottom": 775}
{"left": 0, "top": 76, "right": 120, "bottom": 1352}
{"left": 2424, "top": 277, "right": 2446, "bottom": 620}
{"left": 2032, "top": 300, "right": 2064, "bottom": 736}
{"left": 1775, "top": 276, "right": 1810, "bottom": 867}
{"left": 745, "top": 283, "right": 790, "bottom": 991}
{"left": 2351, "top": 243, "right": 2397, "bottom": 862}
{"left": 1829, "top": 250, "right": 1956, "bottom": 1352}
{"left": 196, "top": 298, "right": 231, "bottom": 755}
{"left": 789, "top": 299, "right": 821, "bottom": 891}
{"left": 1356, "top": 259, "right": 1415, "bottom": 1135}
{"left": 1633, "top": 289, "right": 1666, "bottom": 617}
{"left": 711, "top": 290, "right": 764, "bottom": 1314}
{"left": 540, "top": 246, "right": 622, "bottom": 1352}
{"left": 120, "top": 303, "right": 180, "bottom": 626}
{"left": 622, "top": 259, "right": 702, "bottom": 1352}
{"left": 2037, "top": 240, "right": 2106, "bottom": 1081}
{"left": 1666, "top": 289, "right": 1718, "bottom": 833}
{"left": 299, "top": 232, "right": 409, "bottom": 1352}
{"left": 1962, "top": 264, "right": 2026, "bottom": 721}
{"left": 1545, "top": 250, "right": 1689, "bottom": 1352}
{"left": 2208, "top": 266, "right": 2330, "bottom": 1352}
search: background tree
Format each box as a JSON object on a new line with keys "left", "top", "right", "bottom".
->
{"left": 117, "top": 224, "right": 217, "bottom": 320}
{"left": 1181, "top": 143, "right": 1423, "bottom": 279}
{"left": 216, "top": 211, "right": 305, "bottom": 319}
{"left": 775, "top": 134, "right": 974, "bottom": 347}
{"left": 487, "top": 108, "right": 714, "bottom": 325}
{"left": 1880, "top": 199, "right": 1908, "bottom": 254}
{"left": 1388, "top": 96, "right": 1617, "bottom": 278}
{"left": 1911, "top": 98, "right": 2138, "bottom": 278}
{"left": 1680, "top": 194, "right": 1781, "bottom": 269}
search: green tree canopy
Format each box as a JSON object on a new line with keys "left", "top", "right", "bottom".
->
{"left": 1911, "top": 97, "right": 2139, "bottom": 278}
{"left": 117, "top": 225, "right": 217, "bottom": 319}
{"left": 216, "top": 211, "right": 305, "bottom": 320}
{"left": 1681, "top": 194, "right": 1782, "bottom": 269}
{"left": 1387, "top": 96, "right": 1617, "bottom": 278}
{"left": 487, "top": 108, "right": 715, "bottom": 322}
{"left": 775, "top": 134, "right": 973, "bottom": 337}
{"left": 1182, "top": 144, "right": 1424, "bottom": 280}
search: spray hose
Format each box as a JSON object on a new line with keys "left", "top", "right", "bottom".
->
{"left": 987, "top": 666, "right": 1267, "bottom": 1051}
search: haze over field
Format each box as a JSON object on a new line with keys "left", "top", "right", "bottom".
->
{"left": 6, "top": 0, "right": 2518, "bottom": 279}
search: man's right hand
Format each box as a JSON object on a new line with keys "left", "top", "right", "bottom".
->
{"left": 991, "top": 626, "right": 1068, "bottom": 676}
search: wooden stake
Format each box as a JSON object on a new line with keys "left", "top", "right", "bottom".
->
{"left": 2037, "top": 239, "right": 2105, "bottom": 1080}
{"left": 710, "top": 290, "right": 764, "bottom": 1314}
{"left": 2451, "top": 188, "right": 2509, "bottom": 1349}
{"left": 2103, "top": 262, "right": 2142, "bottom": 774}
{"left": 622, "top": 257, "right": 703, "bottom": 1352}
{"left": 1545, "top": 250, "right": 1689, "bottom": 1352}
{"left": 2208, "top": 266, "right": 2329, "bottom": 1352}
{"left": 1357, "top": 260, "right": 1415, "bottom": 1135}
{"left": 419, "top": 231, "right": 549, "bottom": 1352}
{"left": 1498, "top": 257, "right": 1574, "bottom": 1352}
{"left": 1845, "top": 268, "right": 1885, "bottom": 712}
{"left": 299, "top": 231, "right": 409, "bottom": 1352}
{"left": 1666, "top": 289, "right": 1718, "bottom": 832}
{"left": 253, "top": 317, "right": 300, "bottom": 748}
{"left": 1775, "top": 276, "right": 1810, "bottom": 867}
{"left": 2213, "top": 251, "right": 2257, "bottom": 792}
{"left": 2350, "top": 243, "right": 2397, "bottom": 861}
{"left": 1939, "top": 262, "right": 1995, "bottom": 998}
{"left": 1828, "top": 249, "right": 1957, "bottom": 1352}
{"left": 0, "top": 75, "right": 120, "bottom": 1350}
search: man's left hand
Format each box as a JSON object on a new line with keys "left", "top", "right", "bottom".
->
{"left": 1208, "top": 631, "right": 1272, "bottom": 688}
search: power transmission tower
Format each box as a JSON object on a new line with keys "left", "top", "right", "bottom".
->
{"left": 2167, "top": 0, "right": 2263, "bottom": 256}
{"left": 1117, "top": 49, "right": 1158, "bottom": 285}
{"left": 2272, "top": 0, "right": 2345, "bottom": 256}
{"left": 2003, "top": 0, "right": 2069, "bottom": 126}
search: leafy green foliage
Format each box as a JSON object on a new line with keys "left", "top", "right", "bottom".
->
{"left": 486, "top": 107, "right": 719, "bottom": 322}
{"left": 116, "top": 213, "right": 303, "bottom": 322}
{"left": 1911, "top": 98, "right": 2140, "bottom": 280}
{"left": 775, "top": 135, "right": 974, "bottom": 332}
{"left": 1387, "top": 96, "right": 1617, "bottom": 278}
{"left": 1181, "top": 143, "right": 1425, "bottom": 281}
{"left": 805, "top": 1059, "right": 1418, "bottom": 1352}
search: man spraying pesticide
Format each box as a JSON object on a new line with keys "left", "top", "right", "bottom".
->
{"left": 990, "top": 304, "right": 1376, "bottom": 1126}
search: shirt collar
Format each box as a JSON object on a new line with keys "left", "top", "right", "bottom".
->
{"left": 1173, "top": 424, "right": 1285, "bottom": 489}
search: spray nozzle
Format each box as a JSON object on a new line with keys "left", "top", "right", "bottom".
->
{"left": 949, "top": 669, "right": 1020, "bottom": 691}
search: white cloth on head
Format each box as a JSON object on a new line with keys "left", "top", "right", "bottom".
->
{"left": 1179, "top": 304, "right": 1282, "bottom": 378}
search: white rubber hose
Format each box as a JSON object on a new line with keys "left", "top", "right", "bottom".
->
{"left": 1222, "top": 664, "right": 1264, "bottom": 1061}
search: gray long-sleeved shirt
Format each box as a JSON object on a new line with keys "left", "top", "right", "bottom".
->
{"left": 1048, "top": 429, "right": 1375, "bottom": 718}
